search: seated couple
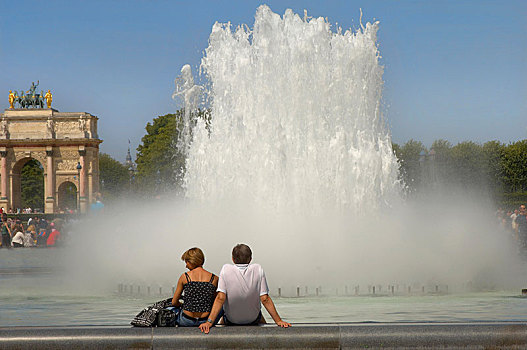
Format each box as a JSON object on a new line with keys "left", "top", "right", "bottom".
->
{"left": 170, "top": 244, "right": 291, "bottom": 333}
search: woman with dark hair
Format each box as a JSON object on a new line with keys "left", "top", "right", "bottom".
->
{"left": 170, "top": 247, "right": 222, "bottom": 327}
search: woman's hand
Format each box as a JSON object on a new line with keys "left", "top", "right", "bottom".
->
{"left": 199, "top": 321, "right": 212, "bottom": 334}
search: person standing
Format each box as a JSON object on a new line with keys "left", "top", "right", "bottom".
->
{"left": 46, "top": 223, "right": 61, "bottom": 247}
{"left": 0, "top": 214, "right": 11, "bottom": 248}
{"left": 517, "top": 205, "right": 527, "bottom": 251}
{"left": 199, "top": 244, "right": 291, "bottom": 333}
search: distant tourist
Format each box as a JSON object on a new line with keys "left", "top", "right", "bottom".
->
{"left": 11, "top": 224, "right": 24, "bottom": 248}
{"left": 169, "top": 247, "right": 221, "bottom": 327}
{"left": 511, "top": 209, "right": 519, "bottom": 237}
{"left": 0, "top": 213, "right": 11, "bottom": 248}
{"left": 46, "top": 223, "right": 61, "bottom": 247}
{"left": 517, "top": 205, "right": 527, "bottom": 250}
{"left": 24, "top": 225, "right": 36, "bottom": 247}
{"left": 199, "top": 244, "right": 291, "bottom": 334}
{"left": 90, "top": 194, "right": 104, "bottom": 213}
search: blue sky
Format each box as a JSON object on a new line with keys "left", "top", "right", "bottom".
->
{"left": 1, "top": 0, "right": 525, "bottom": 162}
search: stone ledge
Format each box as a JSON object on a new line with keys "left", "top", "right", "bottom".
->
{"left": 0, "top": 323, "right": 526, "bottom": 349}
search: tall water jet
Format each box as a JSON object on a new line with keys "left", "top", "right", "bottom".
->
{"left": 184, "top": 5, "right": 403, "bottom": 215}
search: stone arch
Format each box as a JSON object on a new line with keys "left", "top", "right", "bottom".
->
{"left": 10, "top": 157, "right": 45, "bottom": 212}
{"left": 0, "top": 108, "right": 102, "bottom": 213}
{"left": 57, "top": 181, "right": 77, "bottom": 213}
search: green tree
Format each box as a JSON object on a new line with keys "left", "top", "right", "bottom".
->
{"left": 501, "top": 140, "right": 527, "bottom": 193}
{"left": 135, "top": 108, "right": 210, "bottom": 196}
{"left": 135, "top": 111, "right": 185, "bottom": 195}
{"left": 482, "top": 140, "right": 505, "bottom": 195}
{"left": 430, "top": 139, "right": 453, "bottom": 185}
{"left": 450, "top": 141, "right": 485, "bottom": 188}
{"left": 399, "top": 139, "right": 427, "bottom": 191}
{"left": 21, "top": 159, "right": 44, "bottom": 210}
{"left": 99, "top": 153, "right": 130, "bottom": 201}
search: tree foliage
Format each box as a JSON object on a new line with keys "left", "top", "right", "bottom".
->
{"left": 99, "top": 153, "right": 130, "bottom": 201}
{"left": 135, "top": 111, "right": 185, "bottom": 195}
{"left": 134, "top": 108, "right": 210, "bottom": 196}
{"left": 392, "top": 139, "right": 527, "bottom": 204}
{"left": 21, "top": 159, "right": 44, "bottom": 210}
{"left": 396, "top": 139, "right": 426, "bottom": 189}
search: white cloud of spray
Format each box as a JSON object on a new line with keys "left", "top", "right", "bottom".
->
{"left": 62, "top": 189, "right": 526, "bottom": 296}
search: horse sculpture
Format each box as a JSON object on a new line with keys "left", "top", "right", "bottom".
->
{"left": 13, "top": 89, "right": 45, "bottom": 109}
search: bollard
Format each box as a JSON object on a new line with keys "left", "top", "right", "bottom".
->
{"left": 435, "top": 285, "right": 439, "bottom": 293}
{"left": 372, "top": 286, "right": 376, "bottom": 295}
{"left": 305, "top": 286, "right": 308, "bottom": 295}
{"left": 391, "top": 286, "right": 394, "bottom": 295}
{"left": 130, "top": 285, "right": 133, "bottom": 295}
{"left": 278, "top": 287, "right": 281, "bottom": 297}
{"left": 137, "top": 286, "right": 140, "bottom": 294}
{"left": 316, "top": 287, "right": 319, "bottom": 296}
{"left": 422, "top": 286, "right": 425, "bottom": 294}
{"left": 408, "top": 286, "right": 411, "bottom": 294}
{"left": 296, "top": 286, "right": 300, "bottom": 297}
{"left": 147, "top": 286, "right": 151, "bottom": 295}
{"left": 159, "top": 287, "right": 162, "bottom": 295}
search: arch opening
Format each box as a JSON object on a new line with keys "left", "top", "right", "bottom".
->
{"left": 57, "top": 181, "right": 77, "bottom": 213}
{"left": 12, "top": 158, "right": 44, "bottom": 213}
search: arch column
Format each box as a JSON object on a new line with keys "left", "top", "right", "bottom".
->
{"left": 0, "top": 148, "right": 8, "bottom": 211}
{"left": 45, "top": 147, "right": 55, "bottom": 213}
{"left": 79, "top": 147, "right": 87, "bottom": 213}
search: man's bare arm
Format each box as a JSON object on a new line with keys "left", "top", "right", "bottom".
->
{"left": 199, "top": 292, "right": 226, "bottom": 334}
{"left": 260, "top": 294, "right": 291, "bottom": 328}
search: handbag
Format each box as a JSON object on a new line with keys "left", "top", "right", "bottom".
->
{"left": 131, "top": 298, "right": 173, "bottom": 327}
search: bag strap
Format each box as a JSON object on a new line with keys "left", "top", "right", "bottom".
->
{"left": 209, "top": 273, "right": 215, "bottom": 283}
{"left": 185, "top": 272, "right": 191, "bottom": 282}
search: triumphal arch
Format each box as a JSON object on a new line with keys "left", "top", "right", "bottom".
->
{"left": 2, "top": 83, "right": 102, "bottom": 213}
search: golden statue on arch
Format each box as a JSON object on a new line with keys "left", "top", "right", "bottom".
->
{"left": 44, "top": 90, "right": 53, "bottom": 108}
{"left": 8, "top": 90, "right": 15, "bottom": 109}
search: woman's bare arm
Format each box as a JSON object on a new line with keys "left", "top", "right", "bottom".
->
{"left": 171, "top": 274, "right": 186, "bottom": 307}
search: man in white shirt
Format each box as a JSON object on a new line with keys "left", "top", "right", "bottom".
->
{"left": 199, "top": 244, "right": 291, "bottom": 333}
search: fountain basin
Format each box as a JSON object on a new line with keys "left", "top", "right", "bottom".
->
{"left": 1, "top": 323, "right": 526, "bottom": 349}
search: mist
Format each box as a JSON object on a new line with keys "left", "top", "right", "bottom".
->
{"left": 61, "top": 187, "right": 526, "bottom": 297}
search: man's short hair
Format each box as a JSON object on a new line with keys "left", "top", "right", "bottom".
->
{"left": 181, "top": 247, "right": 205, "bottom": 267}
{"left": 232, "top": 244, "right": 252, "bottom": 264}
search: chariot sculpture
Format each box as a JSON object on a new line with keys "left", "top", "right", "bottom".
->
{"left": 8, "top": 81, "right": 52, "bottom": 109}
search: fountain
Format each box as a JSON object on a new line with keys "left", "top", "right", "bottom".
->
{"left": 184, "top": 5, "right": 403, "bottom": 215}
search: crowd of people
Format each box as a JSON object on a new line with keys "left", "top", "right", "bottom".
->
{"left": 497, "top": 204, "right": 527, "bottom": 249}
{"left": 0, "top": 214, "right": 63, "bottom": 248}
